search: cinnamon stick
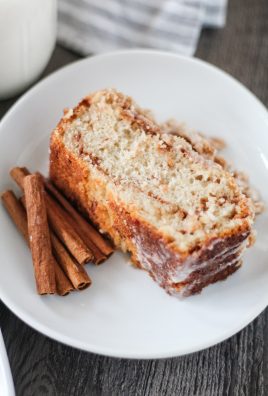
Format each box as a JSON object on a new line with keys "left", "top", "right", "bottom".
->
{"left": 20, "top": 195, "right": 91, "bottom": 289}
{"left": 1, "top": 190, "right": 29, "bottom": 245}
{"left": 54, "top": 263, "right": 73, "bottom": 296}
{"left": 41, "top": 175, "right": 114, "bottom": 257}
{"left": 10, "top": 168, "right": 93, "bottom": 265}
{"left": 1, "top": 190, "right": 72, "bottom": 296}
{"left": 45, "top": 194, "right": 93, "bottom": 265}
{"left": 59, "top": 209, "right": 106, "bottom": 265}
{"left": 10, "top": 167, "right": 30, "bottom": 190}
{"left": 24, "top": 174, "right": 56, "bottom": 295}
{"left": 51, "top": 234, "right": 91, "bottom": 290}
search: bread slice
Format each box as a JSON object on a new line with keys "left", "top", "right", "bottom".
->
{"left": 49, "top": 89, "right": 254, "bottom": 297}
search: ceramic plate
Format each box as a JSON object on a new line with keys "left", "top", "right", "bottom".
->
{"left": 0, "top": 50, "right": 267, "bottom": 359}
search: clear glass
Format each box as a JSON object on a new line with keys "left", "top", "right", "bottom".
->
{"left": 0, "top": 0, "right": 57, "bottom": 99}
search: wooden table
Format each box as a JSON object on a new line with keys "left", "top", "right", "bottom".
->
{"left": 0, "top": 1, "right": 267, "bottom": 394}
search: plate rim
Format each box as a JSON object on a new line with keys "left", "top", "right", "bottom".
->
{"left": 0, "top": 49, "right": 267, "bottom": 359}
{"left": 1, "top": 282, "right": 267, "bottom": 359}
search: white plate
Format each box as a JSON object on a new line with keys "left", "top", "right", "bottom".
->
{"left": 0, "top": 50, "right": 268, "bottom": 359}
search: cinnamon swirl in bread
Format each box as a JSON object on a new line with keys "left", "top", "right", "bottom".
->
{"left": 50, "top": 89, "right": 254, "bottom": 296}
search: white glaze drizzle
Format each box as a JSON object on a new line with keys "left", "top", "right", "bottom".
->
{"left": 132, "top": 230, "right": 249, "bottom": 295}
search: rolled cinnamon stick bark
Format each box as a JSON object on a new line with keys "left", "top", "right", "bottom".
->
{"left": 10, "top": 167, "right": 94, "bottom": 265}
{"left": 54, "top": 263, "right": 73, "bottom": 296}
{"left": 1, "top": 190, "right": 30, "bottom": 245}
{"left": 1, "top": 190, "right": 72, "bottom": 296}
{"left": 20, "top": 195, "right": 91, "bottom": 290}
{"left": 24, "top": 174, "right": 56, "bottom": 295}
{"left": 45, "top": 194, "right": 93, "bottom": 265}
{"left": 57, "top": 207, "right": 106, "bottom": 265}
{"left": 10, "top": 167, "right": 29, "bottom": 190}
{"left": 51, "top": 234, "right": 91, "bottom": 290}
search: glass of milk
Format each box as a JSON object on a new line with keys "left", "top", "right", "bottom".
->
{"left": 0, "top": 0, "right": 57, "bottom": 100}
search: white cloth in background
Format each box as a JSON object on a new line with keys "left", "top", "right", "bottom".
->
{"left": 57, "top": 0, "right": 228, "bottom": 56}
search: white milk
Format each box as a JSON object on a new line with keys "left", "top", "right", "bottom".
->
{"left": 0, "top": 0, "right": 57, "bottom": 99}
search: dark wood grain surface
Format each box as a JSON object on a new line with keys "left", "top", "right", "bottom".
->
{"left": 0, "top": 0, "right": 267, "bottom": 395}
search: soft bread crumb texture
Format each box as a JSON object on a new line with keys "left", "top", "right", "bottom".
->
{"left": 161, "top": 119, "right": 264, "bottom": 215}
{"left": 60, "top": 89, "right": 253, "bottom": 253}
{"left": 50, "top": 89, "right": 254, "bottom": 296}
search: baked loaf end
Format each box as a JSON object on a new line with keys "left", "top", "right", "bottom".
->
{"left": 50, "top": 89, "right": 254, "bottom": 297}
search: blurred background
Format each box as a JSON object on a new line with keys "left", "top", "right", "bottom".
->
{"left": 1, "top": 1, "right": 267, "bottom": 104}
{"left": 1, "top": 0, "right": 267, "bottom": 106}
{"left": 1, "top": 0, "right": 228, "bottom": 100}
{"left": 56, "top": 0, "right": 227, "bottom": 56}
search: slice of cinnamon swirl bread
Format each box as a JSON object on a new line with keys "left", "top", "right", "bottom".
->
{"left": 50, "top": 89, "right": 254, "bottom": 297}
